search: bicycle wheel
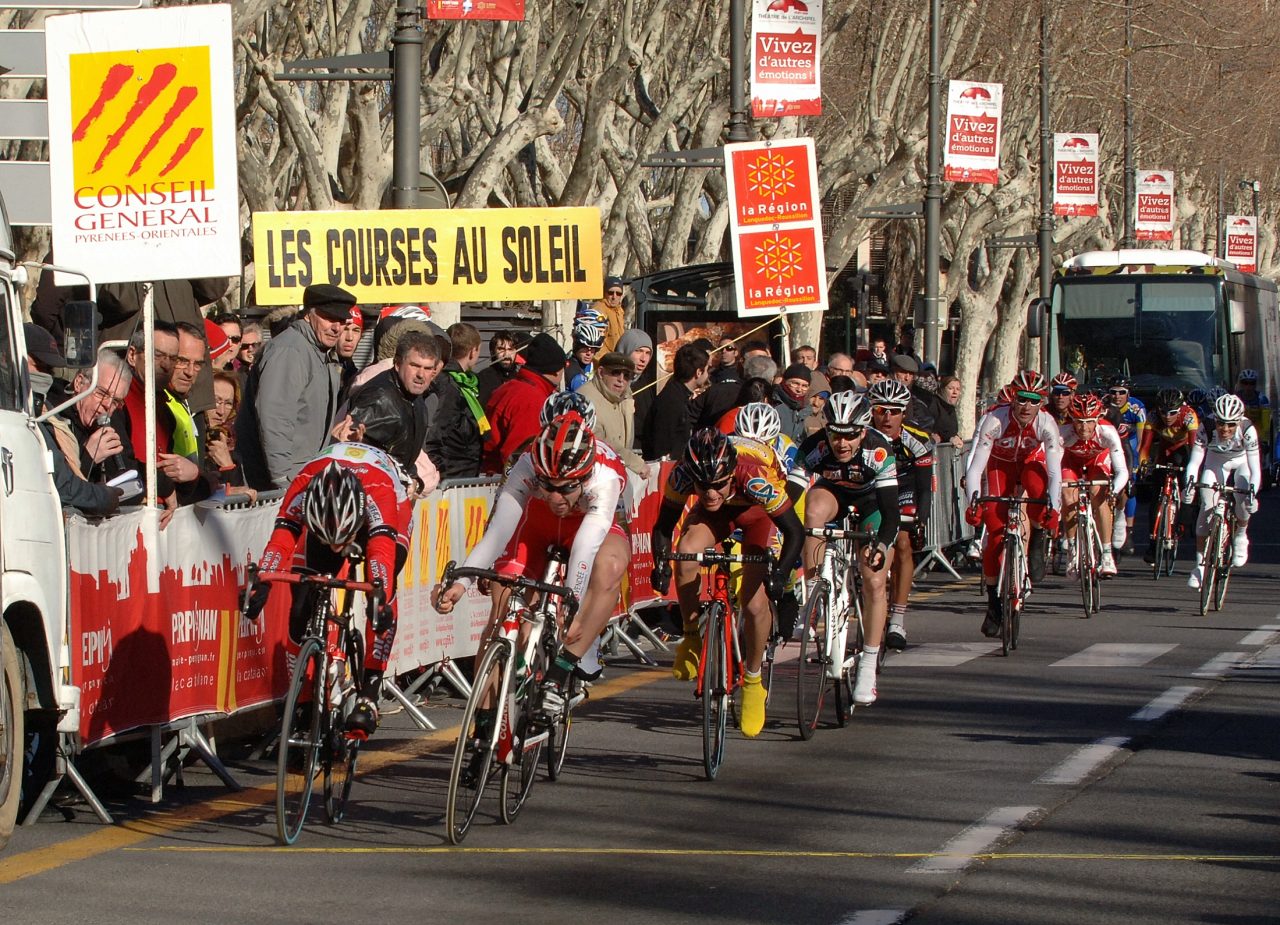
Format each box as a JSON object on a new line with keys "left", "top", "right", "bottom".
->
{"left": 500, "top": 641, "right": 548, "bottom": 824}
{"left": 701, "top": 601, "right": 729, "bottom": 781}
{"left": 1009, "top": 540, "right": 1024, "bottom": 650}
{"left": 325, "top": 631, "right": 364, "bottom": 825}
{"left": 999, "top": 536, "right": 1019, "bottom": 656}
{"left": 1162, "top": 504, "right": 1178, "bottom": 577}
{"left": 1198, "top": 516, "right": 1221, "bottom": 616}
{"left": 546, "top": 678, "right": 574, "bottom": 781}
{"left": 277, "top": 638, "right": 325, "bottom": 845}
{"left": 445, "top": 641, "right": 510, "bottom": 844}
{"left": 1077, "top": 517, "right": 1095, "bottom": 618}
{"left": 1150, "top": 501, "right": 1167, "bottom": 581}
{"left": 835, "top": 601, "right": 861, "bottom": 728}
{"left": 795, "top": 580, "right": 830, "bottom": 740}
{"left": 1213, "top": 520, "right": 1233, "bottom": 611}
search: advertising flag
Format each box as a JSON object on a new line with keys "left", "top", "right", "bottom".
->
{"left": 1053, "top": 133, "right": 1099, "bottom": 217}
{"left": 1225, "top": 215, "right": 1257, "bottom": 273}
{"left": 725, "top": 138, "right": 828, "bottom": 317}
{"left": 943, "top": 80, "right": 1003, "bottom": 184}
{"left": 45, "top": 5, "right": 240, "bottom": 285}
{"left": 1134, "top": 169, "right": 1175, "bottom": 242}
{"left": 426, "top": 0, "right": 525, "bottom": 20}
{"left": 750, "top": 0, "right": 823, "bottom": 117}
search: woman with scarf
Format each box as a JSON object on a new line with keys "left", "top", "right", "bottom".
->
{"left": 425, "top": 322, "right": 490, "bottom": 479}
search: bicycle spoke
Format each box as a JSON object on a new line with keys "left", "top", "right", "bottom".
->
{"left": 702, "top": 602, "right": 728, "bottom": 780}
{"left": 446, "top": 642, "right": 510, "bottom": 844}
{"left": 501, "top": 639, "right": 548, "bottom": 824}
{"left": 277, "top": 639, "right": 325, "bottom": 846}
{"left": 795, "top": 582, "right": 829, "bottom": 740}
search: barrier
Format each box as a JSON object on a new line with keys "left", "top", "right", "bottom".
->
{"left": 913, "top": 442, "right": 978, "bottom": 578}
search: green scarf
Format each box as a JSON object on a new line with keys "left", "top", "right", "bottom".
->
{"left": 448, "top": 368, "right": 491, "bottom": 437}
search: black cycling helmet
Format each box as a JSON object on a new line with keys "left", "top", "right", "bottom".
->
{"left": 683, "top": 428, "right": 737, "bottom": 486}
{"left": 1156, "top": 387, "right": 1184, "bottom": 413}
{"left": 302, "top": 462, "right": 367, "bottom": 548}
{"left": 1108, "top": 373, "right": 1132, "bottom": 391}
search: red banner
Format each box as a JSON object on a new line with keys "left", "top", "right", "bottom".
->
{"left": 750, "top": 0, "right": 823, "bottom": 117}
{"left": 1053, "top": 133, "right": 1099, "bottom": 217}
{"left": 1135, "top": 169, "right": 1175, "bottom": 242}
{"left": 1225, "top": 214, "right": 1257, "bottom": 272}
{"left": 943, "top": 80, "right": 1003, "bottom": 184}
{"left": 426, "top": 0, "right": 525, "bottom": 20}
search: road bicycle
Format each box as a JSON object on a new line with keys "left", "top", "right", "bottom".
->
{"left": 667, "top": 542, "right": 775, "bottom": 781}
{"left": 247, "top": 565, "right": 383, "bottom": 846}
{"left": 977, "top": 494, "right": 1047, "bottom": 656}
{"left": 1147, "top": 464, "right": 1183, "bottom": 580}
{"left": 796, "top": 521, "right": 875, "bottom": 738}
{"left": 440, "top": 548, "right": 580, "bottom": 844}
{"left": 1063, "top": 478, "right": 1110, "bottom": 619}
{"left": 1196, "top": 483, "right": 1250, "bottom": 615}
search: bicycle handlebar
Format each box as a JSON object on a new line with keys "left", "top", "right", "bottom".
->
{"left": 975, "top": 495, "right": 1049, "bottom": 506}
{"left": 251, "top": 565, "right": 382, "bottom": 595}
{"left": 1194, "top": 483, "right": 1255, "bottom": 497}
{"left": 667, "top": 550, "right": 775, "bottom": 567}
{"left": 1061, "top": 479, "right": 1112, "bottom": 488}
{"left": 441, "top": 560, "right": 578, "bottom": 611}
{"left": 804, "top": 526, "right": 877, "bottom": 542}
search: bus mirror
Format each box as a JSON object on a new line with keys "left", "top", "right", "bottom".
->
{"left": 61, "top": 300, "right": 99, "bottom": 368}
{"left": 1026, "top": 297, "right": 1049, "bottom": 338}
{"left": 1228, "top": 299, "right": 1246, "bottom": 334}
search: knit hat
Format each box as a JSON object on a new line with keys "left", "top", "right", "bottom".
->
{"left": 781, "top": 363, "right": 812, "bottom": 384}
{"left": 523, "top": 332, "right": 568, "bottom": 374}
{"left": 23, "top": 323, "right": 63, "bottom": 370}
{"left": 203, "top": 318, "right": 232, "bottom": 362}
{"left": 616, "top": 328, "right": 653, "bottom": 356}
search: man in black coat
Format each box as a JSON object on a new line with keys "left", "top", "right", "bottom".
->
{"left": 425, "top": 322, "right": 486, "bottom": 479}
{"left": 642, "top": 343, "right": 709, "bottom": 460}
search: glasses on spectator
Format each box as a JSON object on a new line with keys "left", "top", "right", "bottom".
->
{"left": 600, "top": 367, "right": 629, "bottom": 377}
{"left": 535, "top": 477, "right": 584, "bottom": 496}
{"left": 721, "top": 345, "right": 738, "bottom": 353}
{"left": 606, "top": 289, "right": 623, "bottom": 297}
{"left": 226, "top": 335, "right": 241, "bottom": 344}
{"left": 173, "top": 357, "right": 206, "bottom": 371}
{"left": 82, "top": 384, "right": 123, "bottom": 411}
{"left": 240, "top": 339, "right": 261, "bottom": 349}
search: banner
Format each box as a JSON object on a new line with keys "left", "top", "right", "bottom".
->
{"left": 1225, "top": 214, "right": 1257, "bottom": 273}
{"left": 749, "top": 0, "right": 823, "bottom": 118}
{"left": 943, "top": 80, "right": 1003, "bottom": 184}
{"left": 1134, "top": 170, "right": 1175, "bottom": 242}
{"left": 45, "top": 4, "right": 241, "bottom": 285}
{"left": 252, "top": 207, "right": 603, "bottom": 306}
{"left": 426, "top": 0, "right": 524, "bottom": 19}
{"left": 1052, "top": 133, "right": 1099, "bottom": 217}
{"left": 724, "top": 138, "right": 829, "bottom": 317}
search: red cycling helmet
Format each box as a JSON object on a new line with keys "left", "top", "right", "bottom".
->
{"left": 1051, "top": 371, "right": 1078, "bottom": 393}
{"left": 1009, "top": 368, "right": 1048, "bottom": 396}
{"left": 1069, "top": 393, "right": 1104, "bottom": 421}
{"left": 531, "top": 412, "right": 596, "bottom": 481}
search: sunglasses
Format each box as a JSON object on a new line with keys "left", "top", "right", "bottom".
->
{"left": 1014, "top": 392, "right": 1043, "bottom": 405}
{"left": 694, "top": 477, "right": 732, "bottom": 493}
{"left": 721, "top": 345, "right": 738, "bottom": 353}
{"left": 535, "top": 477, "right": 583, "bottom": 496}
{"left": 606, "top": 289, "right": 623, "bottom": 297}
{"left": 829, "top": 426, "right": 865, "bottom": 439}
{"left": 1107, "top": 388, "right": 1128, "bottom": 396}
{"left": 873, "top": 405, "right": 905, "bottom": 416}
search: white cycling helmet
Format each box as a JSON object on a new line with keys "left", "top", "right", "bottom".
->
{"left": 1214, "top": 392, "right": 1246, "bottom": 424}
{"left": 735, "top": 402, "right": 781, "bottom": 442}
{"left": 867, "top": 378, "right": 912, "bottom": 409}
{"left": 824, "top": 391, "right": 874, "bottom": 433}
{"left": 1238, "top": 368, "right": 1259, "bottom": 383}
{"left": 540, "top": 390, "right": 598, "bottom": 431}
{"left": 571, "top": 312, "right": 607, "bottom": 348}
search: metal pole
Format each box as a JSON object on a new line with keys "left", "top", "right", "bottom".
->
{"left": 1217, "top": 170, "right": 1224, "bottom": 258}
{"left": 923, "top": 0, "right": 943, "bottom": 367}
{"left": 391, "top": 0, "right": 423, "bottom": 208}
{"left": 1038, "top": 2, "right": 1053, "bottom": 374}
{"left": 727, "top": 0, "right": 751, "bottom": 143}
{"left": 1121, "top": 0, "right": 1135, "bottom": 248}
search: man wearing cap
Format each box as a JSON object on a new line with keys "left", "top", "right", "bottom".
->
{"left": 578, "top": 351, "right": 645, "bottom": 474}
{"left": 482, "top": 331, "right": 567, "bottom": 473}
{"left": 237, "top": 283, "right": 349, "bottom": 490}
{"left": 336, "top": 306, "right": 365, "bottom": 400}
{"left": 593, "top": 276, "right": 626, "bottom": 353}
{"left": 891, "top": 353, "right": 936, "bottom": 433}
{"left": 772, "top": 363, "right": 812, "bottom": 444}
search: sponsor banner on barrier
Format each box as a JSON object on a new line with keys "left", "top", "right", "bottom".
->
{"left": 1135, "top": 169, "right": 1175, "bottom": 242}
{"left": 1225, "top": 214, "right": 1257, "bottom": 273}
{"left": 749, "top": 0, "right": 823, "bottom": 118}
{"left": 944, "top": 80, "right": 1003, "bottom": 185}
{"left": 1053, "top": 133, "right": 1099, "bottom": 217}
{"left": 251, "top": 207, "right": 603, "bottom": 306}
{"left": 45, "top": 4, "right": 241, "bottom": 285}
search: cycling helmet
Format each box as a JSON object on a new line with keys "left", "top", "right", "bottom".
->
{"left": 1009, "top": 369, "right": 1048, "bottom": 396}
{"left": 683, "top": 428, "right": 738, "bottom": 486}
{"left": 1239, "top": 368, "right": 1259, "bottom": 383}
{"left": 1187, "top": 387, "right": 1207, "bottom": 407}
{"left": 867, "top": 378, "right": 912, "bottom": 409}
{"left": 1069, "top": 394, "right": 1104, "bottom": 421}
{"left": 540, "top": 390, "right": 598, "bottom": 431}
{"left": 1214, "top": 392, "right": 1246, "bottom": 424}
{"left": 1108, "top": 373, "right": 1132, "bottom": 390}
{"left": 824, "top": 391, "right": 874, "bottom": 433}
{"left": 531, "top": 413, "right": 596, "bottom": 481}
{"left": 302, "top": 462, "right": 367, "bottom": 548}
{"left": 735, "top": 402, "right": 782, "bottom": 443}
{"left": 571, "top": 311, "right": 607, "bottom": 348}
{"left": 1050, "top": 371, "right": 1078, "bottom": 393}
{"left": 995, "top": 384, "right": 1015, "bottom": 406}
{"left": 1156, "top": 387, "right": 1184, "bottom": 414}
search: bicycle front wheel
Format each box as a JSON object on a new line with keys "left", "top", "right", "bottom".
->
{"left": 546, "top": 680, "right": 574, "bottom": 781}
{"left": 701, "top": 601, "right": 729, "bottom": 780}
{"left": 1199, "top": 516, "right": 1222, "bottom": 616}
{"left": 277, "top": 638, "right": 326, "bottom": 845}
{"left": 795, "top": 581, "right": 830, "bottom": 740}
{"left": 999, "top": 537, "right": 1020, "bottom": 656}
{"left": 1213, "top": 521, "right": 1234, "bottom": 611}
{"left": 1077, "top": 518, "right": 1095, "bottom": 618}
{"left": 1151, "top": 502, "right": 1167, "bottom": 581}
{"left": 500, "top": 642, "right": 548, "bottom": 824}
{"left": 446, "top": 641, "right": 510, "bottom": 844}
{"left": 325, "top": 631, "right": 365, "bottom": 825}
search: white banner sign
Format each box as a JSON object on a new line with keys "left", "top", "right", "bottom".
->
{"left": 1134, "top": 169, "right": 1175, "bottom": 242}
{"left": 943, "top": 80, "right": 1003, "bottom": 184}
{"left": 749, "top": 0, "right": 823, "bottom": 118}
{"left": 45, "top": 4, "right": 241, "bottom": 285}
{"left": 1225, "top": 214, "right": 1257, "bottom": 273}
{"left": 1053, "top": 133, "right": 1099, "bottom": 217}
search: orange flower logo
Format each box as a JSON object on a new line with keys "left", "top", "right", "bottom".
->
{"left": 753, "top": 231, "right": 805, "bottom": 282}
{"left": 744, "top": 150, "right": 797, "bottom": 203}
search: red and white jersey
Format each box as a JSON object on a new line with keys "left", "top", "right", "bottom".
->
{"left": 1060, "top": 419, "right": 1128, "bottom": 494}
{"left": 461, "top": 438, "right": 627, "bottom": 601}
{"left": 965, "top": 405, "right": 1064, "bottom": 504}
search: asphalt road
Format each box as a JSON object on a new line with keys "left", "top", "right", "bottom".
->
{"left": 3, "top": 510, "right": 1278, "bottom": 925}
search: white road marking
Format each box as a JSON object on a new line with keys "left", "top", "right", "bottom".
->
{"left": 834, "top": 911, "right": 908, "bottom": 925}
{"left": 1130, "top": 685, "right": 1201, "bottom": 721}
{"left": 908, "top": 806, "right": 1042, "bottom": 874}
{"left": 1239, "top": 625, "right": 1280, "bottom": 646}
{"left": 1192, "top": 652, "right": 1244, "bottom": 679}
{"left": 1036, "top": 736, "right": 1130, "bottom": 785}
{"left": 1050, "top": 643, "right": 1176, "bottom": 668}
{"left": 891, "top": 642, "right": 1001, "bottom": 667}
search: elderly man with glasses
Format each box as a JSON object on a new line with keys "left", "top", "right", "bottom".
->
{"left": 591, "top": 275, "right": 626, "bottom": 353}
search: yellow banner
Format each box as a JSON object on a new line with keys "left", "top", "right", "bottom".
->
{"left": 252, "top": 207, "right": 603, "bottom": 305}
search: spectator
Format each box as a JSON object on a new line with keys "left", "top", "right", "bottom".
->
{"left": 694, "top": 352, "right": 777, "bottom": 429}
{"left": 891, "top": 354, "right": 937, "bottom": 432}
{"left": 237, "top": 284, "right": 349, "bottom": 490}
{"left": 865, "top": 357, "right": 891, "bottom": 385}
{"left": 167, "top": 323, "right": 217, "bottom": 504}
{"left": 894, "top": 327, "right": 918, "bottom": 360}
{"left": 336, "top": 306, "right": 364, "bottom": 400}
{"left": 595, "top": 275, "right": 626, "bottom": 353}
{"left": 772, "top": 363, "right": 811, "bottom": 444}
{"left": 425, "top": 322, "right": 488, "bottom": 479}
{"left": 264, "top": 305, "right": 300, "bottom": 338}
{"left": 112, "top": 323, "right": 185, "bottom": 519}
{"left": 710, "top": 336, "right": 742, "bottom": 384}
{"left": 712, "top": 376, "right": 774, "bottom": 432}
{"left": 742, "top": 340, "right": 772, "bottom": 362}
{"left": 643, "top": 342, "right": 709, "bottom": 460}
{"left": 235, "top": 321, "right": 263, "bottom": 374}
{"left": 477, "top": 330, "right": 523, "bottom": 405}
{"left": 209, "top": 312, "right": 241, "bottom": 350}
{"left": 204, "top": 370, "right": 255, "bottom": 498}
{"left": 618, "top": 328, "right": 655, "bottom": 446}
{"left": 934, "top": 375, "right": 964, "bottom": 447}
{"left": 825, "top": 350, "right": 867, "bottom": 391}
{"left": 578, "top": 351, "right": 645, "bottom": 474}
{"left": 483, "top": 332, "right": 566, "bottom": 472}
{"left": 794, "top": 344, "right": 829, "bottom": 433}
{"left": 343, "top": 330, "right": 442, "bottom": 482}
{"left": 203, "top": 318, "right": 234, "bottom": 371}
{"left": 870, "top": 336, "right": 890, "bottom": 365}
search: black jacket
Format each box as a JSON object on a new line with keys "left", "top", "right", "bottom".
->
{"left": 346, "top": 369, "right": 430, "bottom": 475}
{"left": 424, "top": 363, "right": 484, "bottom": 479}
{"left": 477, "top": 360, "right": 517, "bottom": 406}
{"left": 643, "top": 379, "right": 695, "bottom": 461}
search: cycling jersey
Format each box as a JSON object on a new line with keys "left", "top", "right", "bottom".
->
{"left": 1138, "top": 404, "right": 1199, "bottom": 466}
{"left": 1109, "top": 397, "right": 1147, "bottom": 456}
{"left": 875, "top": 424, "right": 936, "bottom": 525}
{"left": 965, "top": 405, "right": 1064, "bottom": 504}
{"left": 1185, "top": 418, "right": 1261, "bottom": 494}
{"left": 798, "top": 429, "right": 900, "bottom": 545}
{"left": 664, "top": 435, "right": 791, "bottom": 516}
{"left": 1060, "top": 419, "right": 1128, "bottom": 494}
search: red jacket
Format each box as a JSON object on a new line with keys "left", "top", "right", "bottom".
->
{"left": 483, "top": 367, "right": 556, "bottom": 473}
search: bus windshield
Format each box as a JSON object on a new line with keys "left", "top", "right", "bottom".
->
{"left": 1055, "top": 278, "right": 1218, "bottom": 393}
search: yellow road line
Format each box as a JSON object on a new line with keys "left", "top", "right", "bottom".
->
{"left": 0, "top": 665, "right": 671, "bottom": 884}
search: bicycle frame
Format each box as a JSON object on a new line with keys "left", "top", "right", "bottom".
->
{"left": 1063, "top": 478, "right": 1109, "bottom": 617}
{"left": 1196, "top": 482, "right": 1247, "bottom": 614}
{"left": 977, "top": 493, "right": 1047, "bottom": 655}
{"left": 1149, "top": 465, "right": 1182, "bottom": 580}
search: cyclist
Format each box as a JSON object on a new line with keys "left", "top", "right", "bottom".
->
{"left": 244, "top": 443, "right": 417, "bottom": 738}
{"left": 1059, "top": 393, "right": 1128, "bottom": 577}
{"left": 1138, "top": 388, "right": 1199, "bottom": 564}
{"left": 1047, "top": 372, "right": 1078, "bottom": 426}
{"left": 964, "top": 369, "right": 1063, "bottom": 638}
{"left": 435, "top": 412, "right": 629, "bottom": 725}
{"left": 1185, "top": 393, "right": 1261, "bottom": 588}
{"left": 1104, "top": 375, "right": 1146, "bottom": 557}
{"left": 650, "top": 429, "right": 804, "bottom": 737}
{"left": 797, "top": 392, "right": 899, "bottom": 704}
{"left": 729, "top": 401, "right": 801, "bottom": 475}
{"left": 566, "top": 312, "right": 607, "bottom": 392}
{"left": 867, "top": 378, "right": 934, "bottom": 652}
{"left": 1234, "top": 368, "right": 1269, "bottom": 409}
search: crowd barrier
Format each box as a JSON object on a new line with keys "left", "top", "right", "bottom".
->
{"left": 913, "top": 442, "right": 978, "bottom": 578}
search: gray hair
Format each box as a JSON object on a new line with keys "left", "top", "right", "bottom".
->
{"left": 743, "top": 355, "right": 777, "bottom": 382}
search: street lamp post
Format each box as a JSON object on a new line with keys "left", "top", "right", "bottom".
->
{"left": 923, "top": 0, "right": 943, "bottom": 368}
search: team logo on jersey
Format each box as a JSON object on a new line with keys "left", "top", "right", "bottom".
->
{"left": 746, "top": 476, "right": 779, "bottom": 503}
{"left": 870, "top": 446, "right": 889, "bottom": 467}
